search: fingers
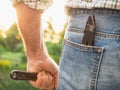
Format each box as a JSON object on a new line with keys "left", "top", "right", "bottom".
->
{"left": 30, "top": 71, "right": 54, "bottom": 90}
{"left": 54, "top": 72, "right": 58, "bottom": 89}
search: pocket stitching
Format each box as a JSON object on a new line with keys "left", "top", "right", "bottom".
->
{"left": 64, "top": 39, "right": 104, "bottom": 53}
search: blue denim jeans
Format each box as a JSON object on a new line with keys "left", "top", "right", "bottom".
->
{"left": 58, "top": 9, "right": 120, "bottom": 90}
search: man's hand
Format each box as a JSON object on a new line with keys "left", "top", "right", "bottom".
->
{"left": 27, "top": 52, "right": 59, "bottom": 90}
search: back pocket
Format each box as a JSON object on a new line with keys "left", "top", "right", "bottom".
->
{"left": 59, "top": 39, "right": 104, "bottom": 90}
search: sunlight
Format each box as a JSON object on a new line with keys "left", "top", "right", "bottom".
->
{"left": 1, "top": 31, "right": 7, "bottom": 38}
{"left": 0, "top": 0, "right": 66, "bottom": 32}
{"left": 0, "top": 0, "right": 17, "bottom": 31}
{"left": 43, "top": 0, "right": 67, "bottom": 33}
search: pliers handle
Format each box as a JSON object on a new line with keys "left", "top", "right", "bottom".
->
{"left": 82, "top": 14, "right": 96, "bottom": 46}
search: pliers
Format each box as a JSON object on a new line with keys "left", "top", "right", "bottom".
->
{"left": 82, "top": 14, "right": 96, "bottom": 46}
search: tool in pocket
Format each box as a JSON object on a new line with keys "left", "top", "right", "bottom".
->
{"left": 82, "top": 14, "right": 96, "bottom": 46}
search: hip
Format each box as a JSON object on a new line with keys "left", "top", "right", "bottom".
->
{"left": 59, "top": 9, "right": 120, "bottom": 90}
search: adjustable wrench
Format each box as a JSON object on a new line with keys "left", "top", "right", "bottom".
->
{"left": 10, "top": 70, "right": 37, "bottom": 81}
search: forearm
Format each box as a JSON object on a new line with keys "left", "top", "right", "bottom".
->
{"left": 15, "top": 3, "right": 46, "bottom": 60}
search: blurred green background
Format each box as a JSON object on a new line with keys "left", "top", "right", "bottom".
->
{"left": 0, "top": 21, "right": 65, "bottom": 90}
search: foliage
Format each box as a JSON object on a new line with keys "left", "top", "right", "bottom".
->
{"left": 44, "top": 20, "right": 65, "bottom": 64}
{"left": 0, "top": 23, "right": 22, "bottom": 51}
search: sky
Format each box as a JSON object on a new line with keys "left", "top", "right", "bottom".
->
{"left": 0, "top": 0, "right": 66, "bottom": 32}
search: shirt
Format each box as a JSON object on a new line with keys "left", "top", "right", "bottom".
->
{"left": 11, "top": 0, "right": 53, "bottom": 10}
{"left": 11, "top": 0, "right": 120, "bottom": 10}
{"left": 66, "top": 0, "right": 120, "bottom": 10}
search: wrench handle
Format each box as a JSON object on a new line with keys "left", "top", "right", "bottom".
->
{"left": 10, "top": 70, "right": 37, "bottom": 81}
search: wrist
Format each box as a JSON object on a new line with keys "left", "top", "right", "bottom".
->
{"left": 26, "top": 45, "right": 49, "bottom": 61}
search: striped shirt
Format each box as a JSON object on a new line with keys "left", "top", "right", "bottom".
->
{"left": 11, "top": 0, "right": 120, "bottom": 10}
{"left": 11, "top": 0, "right": 53, "bottom": 10}
{"left": 66, "top": 0, "right": 120, "bottom": 10}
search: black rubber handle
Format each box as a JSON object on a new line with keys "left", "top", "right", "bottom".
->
{"left": 10, "top": 70, "right": 37, "bottom": 81}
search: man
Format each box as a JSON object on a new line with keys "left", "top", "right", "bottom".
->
{"left": 11, "top": 0, "right": 120, "bottom": 90}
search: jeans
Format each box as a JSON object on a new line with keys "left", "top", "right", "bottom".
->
{"left": 58, "top": 9, "right": 120, "bottom": 90}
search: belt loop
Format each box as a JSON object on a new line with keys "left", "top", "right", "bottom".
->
{"left": 64, "top": 6, "right": 71, "bottom": 16}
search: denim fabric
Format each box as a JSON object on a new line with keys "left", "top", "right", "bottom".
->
{"left": 59, "top": 9, "right": 120, "bottom": 90}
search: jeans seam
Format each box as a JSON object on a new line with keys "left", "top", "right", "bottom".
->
{"left": 64, "top": 39, "right": 103, "bottom": 53}
{"left": 89, "top": 48, "right": 104, "bottom": 90}
{"left": 67, "top": 28, "right": 120, "bottom": 40}
{"left": 67, "top": 8, "right": 120, "bottom": 16}
{"left": 96, "top": 49, "right": 104, "bottom": 90}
